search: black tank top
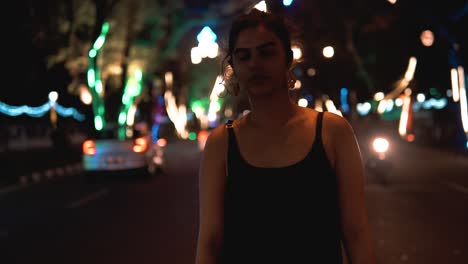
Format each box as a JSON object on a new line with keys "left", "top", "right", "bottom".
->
{"left": 221, "top": 111, "right": 343, "bottom": 263}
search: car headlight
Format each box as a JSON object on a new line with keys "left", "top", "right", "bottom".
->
{"left": 372, "top": 137, "right": 390, "bottom": 153}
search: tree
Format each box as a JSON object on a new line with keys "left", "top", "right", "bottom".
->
{"left": 40, "top": 0, "right": 260, "bottom": 135}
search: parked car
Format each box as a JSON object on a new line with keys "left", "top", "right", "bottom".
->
{"left": 82, "top": 126, "right": 165, "bottom": 180}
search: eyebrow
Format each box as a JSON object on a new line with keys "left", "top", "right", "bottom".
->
{"left": 233, "top": 41, "right": 276, "bottom": 54}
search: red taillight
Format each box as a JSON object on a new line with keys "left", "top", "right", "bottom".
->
{"left": 133, "top": 137, "right": 148, "bottom": 153}
{"left": 82, "top": 140, "right": 96, "bottom": 155}
{"left": 197, "top": 130, "right": 209, "bottom": 142}
{"left": 157, "top": 138, "right": 167, "bottom": 147}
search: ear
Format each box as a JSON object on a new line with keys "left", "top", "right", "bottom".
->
{"left": 233, "top": 84, "right": 240, "bottom": 96}
{"left": 228, "top": 59, "right": 236, "bottom": 75}
{"left": 226, "top": 62, "right": 237, "bottom": 78}
{"left": 231, "top": 65, "right": 237, "bottom": 78}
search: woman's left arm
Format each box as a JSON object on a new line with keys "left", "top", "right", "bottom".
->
{"left": 326, "top": 113, "right": 378, "bottom": 264}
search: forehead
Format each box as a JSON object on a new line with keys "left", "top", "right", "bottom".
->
{"left": 234, "top": 26, "right": 281, "bottom": 49}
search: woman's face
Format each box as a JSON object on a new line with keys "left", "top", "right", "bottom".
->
{"left": 231, "top": 25, "right": 289, "bottom": 97}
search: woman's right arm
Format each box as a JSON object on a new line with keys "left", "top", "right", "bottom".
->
{"left": 195, "top": 125, "right": 228, "bottom": 264}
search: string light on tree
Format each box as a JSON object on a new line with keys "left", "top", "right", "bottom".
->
{"left": 323, "top": 46, "right": 334, "bottom": 58}
{"left": 283, "top": 0, "right": 294, "bottom": 7}
{"left": 420, "top": 30, "right": 435, "bottom": 47}
{"left": 254, "top": 1, "right": 267, "bottom": 12}
{"left": 191, "top": 26, "right": 219, "bottom": 64}
{"left": 49, "top": 91, "right": 59, "bottom": 129}
{"left": 291, "top": 45, "right": 303, "bottom": 61}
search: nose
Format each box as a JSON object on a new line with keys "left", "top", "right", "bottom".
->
{"left": 247, "top": 52, "right": 263, "bottom": 69}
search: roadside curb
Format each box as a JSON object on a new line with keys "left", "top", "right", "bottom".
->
{"left": 0, "top": 162, "right": 83, "bottom": 196}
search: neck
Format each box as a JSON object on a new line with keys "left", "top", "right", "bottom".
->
{"left": 246, "top": 89, "right": 299, "bottom": 129}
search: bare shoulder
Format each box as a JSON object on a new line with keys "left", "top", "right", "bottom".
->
{"left": 321, "top": 112, "right": 358, "bottom": 168}
{"left": 323, "top": 111, "right": 356, "bottom": 138}
{"left": 203, "top": 123, "right": 229, "bottom": 157}
{"left": 199, "top": 122, "right": 230, "bottom": 187}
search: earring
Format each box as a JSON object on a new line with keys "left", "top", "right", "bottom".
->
{"left": 287, "top": 74, "right": 296, "bottom": 90}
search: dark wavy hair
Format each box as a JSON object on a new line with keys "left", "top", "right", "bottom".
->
{"left": 219, "top": 9, "right": 301, "bottom": 96}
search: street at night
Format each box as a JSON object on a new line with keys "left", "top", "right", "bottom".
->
{"left": 1, "top": 1, "right": 467, "bottom": 263}
{"left": 1, "top": 138, "right": 467, "bottom": 264}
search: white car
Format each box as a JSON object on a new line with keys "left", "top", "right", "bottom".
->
{"left": 82, "top": 128, "right": 165, "bottom": 179}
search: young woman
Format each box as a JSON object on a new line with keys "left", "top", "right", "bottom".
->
{"left": 196, "top": 9, "right": 377, "bottom": 264}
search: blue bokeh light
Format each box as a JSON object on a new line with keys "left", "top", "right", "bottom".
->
{"left": 283, "top": 0, "right": 293, "bottom": 7}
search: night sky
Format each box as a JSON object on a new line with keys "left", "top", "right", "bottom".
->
{"left": 1, "top": 0, "right": 466, "bottom": 107}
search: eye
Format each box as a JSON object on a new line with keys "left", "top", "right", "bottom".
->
{"left": 236, "top": 51, "right": 250, "bottom": 61}
{"left": 259, "top": 48, "right": 276, "bottom": 57}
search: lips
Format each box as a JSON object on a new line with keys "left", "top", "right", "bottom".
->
{"left": 249, "top": 74, "right": 270, "bottom": 82}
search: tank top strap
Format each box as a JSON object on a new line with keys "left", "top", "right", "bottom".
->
{"left": 225, "top": 119, "right": 235, "bottom": 146}
{"left": 312, "top": 111, "right": 333, "bottom": 168}
{"left": 225, "top": 120, "right": 241, "bottom": 172}
{"left": 225, "top": 119, "right": 234, "bottom": 128}
{"left": 315, "top": 111, "right": 324, "bottom": 144}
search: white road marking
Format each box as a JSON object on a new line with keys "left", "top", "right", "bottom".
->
{"left": 74, "top": 163, "right": 83, "bottom": 171}
{"left": 19, "top": 175, "right": 28, "bottom": 185}
{"left": 400, "top": 253, "right": 409, "bottom": 261}
{"left": 45, "top": 169, "right": 54, "bottom": 179}
{"left": 0, "top": 184, "right": 27, "bottom": 196}
{"left": 56, "top": 167, "right": 65, "bottom": 176}
{"left": 66, "top": 188, "right": 110, "bottom": 209}
{"left": 65, "top": 165, "right": 74, "bottom": 174}
{"left": 0, "top": 230, "right": 8, "bottom": 238}
{"left": 32, "top": 172, "right": 41, "bottom": 183}
{"left": 444, "top": 182, "right": 468, "bottom": 195}
{"left": 0, "top": 163, "right": 84, "bottom": 197}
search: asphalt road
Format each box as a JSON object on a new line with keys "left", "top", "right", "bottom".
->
{"left": 1, "top": 138, "right": 467, "bottom": 264}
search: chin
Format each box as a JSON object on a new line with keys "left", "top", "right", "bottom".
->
{"left": 247, "top": 86, "right": 275, "bottom": 97}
